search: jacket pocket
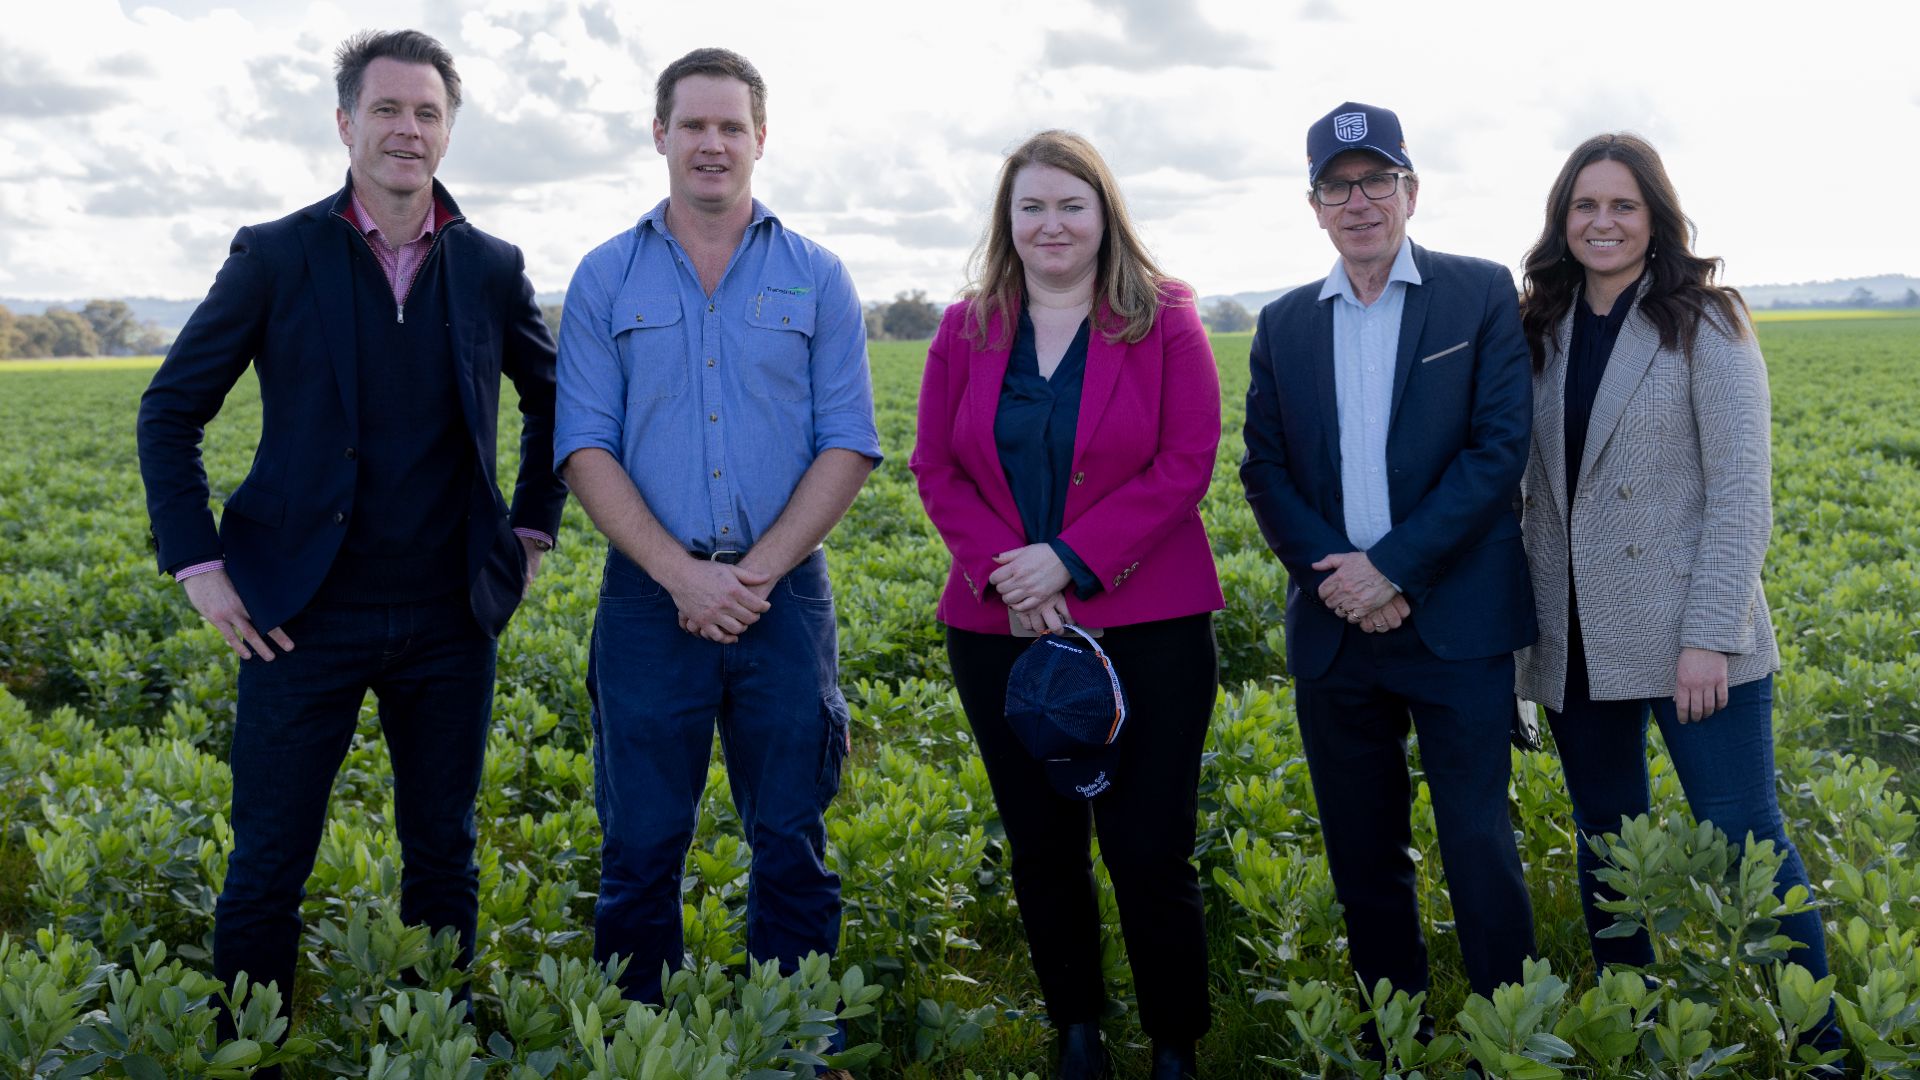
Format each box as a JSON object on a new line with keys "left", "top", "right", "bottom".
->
{"left": 223, "top": 482, "right": 284, "bottom": 528}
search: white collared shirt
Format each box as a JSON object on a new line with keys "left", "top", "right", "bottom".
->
{"left": 1320, "top": 238, "right": 1420, "bottom": 551}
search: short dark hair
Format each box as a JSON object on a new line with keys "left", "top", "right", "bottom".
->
{"left": 654, "top": 47, "right": 766, "bottom": 129}
{"left": 335, "top": 29, "right": 462, "bottom": 118}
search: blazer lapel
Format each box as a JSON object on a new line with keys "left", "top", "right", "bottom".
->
{"left": 1540, "top": 311, "right": 1573, "bottom": 521}
{"left": 1577, "top": 298, "right": 1659, "bottom": 493}
{"left": 965, "top": 307, "right": 1020, "bottom": 520}
{"left": 438, "top": 229, "right": 484, "bottom": 434}
{"left": 298, "top": 209, "right": 359, "bottom": 431}
{"left": 1387, "top": 247, "right": 1434, "bottom": 427}
{"left": 1309, "top": 296, "right": 1341, "bottom": 474}
{"left": 1073, "top": 306, "right": 1125, "bottom": 463}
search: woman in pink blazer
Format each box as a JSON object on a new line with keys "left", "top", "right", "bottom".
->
{"left": 911, "top": 130, "right": 1223, "bottom": 1080}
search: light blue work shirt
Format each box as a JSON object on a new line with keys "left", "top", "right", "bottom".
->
{"left": 554, "top": 199, "right": 882, "bottom": 551}
{"left": 1320, "top": 237, "right": 1420, "bottom": 551}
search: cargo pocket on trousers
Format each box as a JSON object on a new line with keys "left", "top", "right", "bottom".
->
{"left": 818, "top": 692, "right": 851, "bottom": 803}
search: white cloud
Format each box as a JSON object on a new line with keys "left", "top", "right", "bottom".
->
{"left": 0, "top": 0, "right": 1914, "bottom": 302}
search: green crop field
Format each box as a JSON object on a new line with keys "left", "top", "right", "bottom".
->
{"left": 2, "top": 314, "right": 1918, "bottom": 1078}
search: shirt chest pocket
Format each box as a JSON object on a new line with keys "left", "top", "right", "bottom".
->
{"left": 613, "top": 293, "right": 688, "bottom": 402}
{"left": 742, "top": 293, "right": 815, "bottom": 402}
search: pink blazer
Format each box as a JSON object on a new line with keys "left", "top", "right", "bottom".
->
{"left": 911, "top": 286, "right": 1225, "bottom": 634}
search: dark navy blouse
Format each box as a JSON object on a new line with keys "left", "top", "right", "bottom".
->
{"left": 1564, "top": 279, "right": 1640, "bottom": 503}
{"left": 994, "top": 308, "right": 1100, "bottom": 598}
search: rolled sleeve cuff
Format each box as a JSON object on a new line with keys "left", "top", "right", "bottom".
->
{"left": 815, "top": 431, "right": 885, "bottom": 464}
{"left": 551, "top": 432, "right": 623, "bottom": 477}
{"left": 513, "top": 528, "right": 554, "bottom": 551}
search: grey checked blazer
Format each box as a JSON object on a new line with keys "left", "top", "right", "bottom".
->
{"left": 1514, "top": 287, "right": 1779, "bottom": 710}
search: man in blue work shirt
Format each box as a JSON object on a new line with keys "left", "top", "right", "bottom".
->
{"left": 553, "top": 46, "right": 880, "bottom": 1002}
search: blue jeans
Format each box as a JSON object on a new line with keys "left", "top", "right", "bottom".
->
{"left": 1548, "top": 673, "right": 1832, "bottom": 982}
{"left": 217, "top": 594, "right": 494, "bottom": 1037}
{"left": 587, "top": 548, "right": 849, "bottom": 1002}
{"left": 1295, "top": 619, "right": 1536, "bottom": 998}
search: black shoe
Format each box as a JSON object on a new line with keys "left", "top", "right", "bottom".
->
{"left": 1149, "top": 1041, "right": 1198, "bottom": 1080}
{"left": 1056, "top": 1021, "right": 1109, "bottom": 1080}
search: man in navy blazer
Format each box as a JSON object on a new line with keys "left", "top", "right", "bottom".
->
{"left": 1240, "top": 102, "right": 1536, "bottom": 1010}
{"left": 136, "top": 29, "right": 564, "bottom": 1052}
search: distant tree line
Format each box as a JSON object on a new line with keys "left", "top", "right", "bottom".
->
{"left": 0, "top": 300, "right": 170, "bottom": 359}
{"left": 528, "top": 290, "right": 1265, "bottom": 349}
{"left": 1764, "top": 287, "right": 1920, "bottom": 310}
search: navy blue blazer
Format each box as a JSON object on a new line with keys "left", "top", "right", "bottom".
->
{"left": 137, "top": 179, "right": 566, "bottom": 639}
{"left": 1240, "top": 243, "right": 1536, "bottom": 681}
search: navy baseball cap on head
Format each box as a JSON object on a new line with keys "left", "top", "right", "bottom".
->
{"left": 1004, "top": 625, "right": 1128, "bottom": 801}
{"left": 1307, "top": 101, "right": 1413, "bottom": 184}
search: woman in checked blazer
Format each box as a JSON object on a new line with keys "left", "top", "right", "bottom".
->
{"left": 1514, "top": 133, "right": 1840, "bottom": 1058}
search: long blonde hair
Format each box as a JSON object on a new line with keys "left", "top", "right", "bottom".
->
{"left": 963, "top": 130, "right": 1178, "bottom": 348}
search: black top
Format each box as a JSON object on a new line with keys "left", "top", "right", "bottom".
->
{"left": 316, "top": 236, "right": 473, "bottom": 605}
{"left": 1564, "top": 278, "right": 1640, "bottom": 504}
{"left": 995, "top": 308, "right": 1100, "bottom": 598}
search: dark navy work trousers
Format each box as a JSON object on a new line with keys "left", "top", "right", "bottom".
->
{"left": 217, "top": 593, "right": 494, "bottom": 1057}
{"left": 587, "top": 548, "right": 849, "bottom": 1002}
{"left": 1294, "top": 618, "right": 1535, "bottom": 998}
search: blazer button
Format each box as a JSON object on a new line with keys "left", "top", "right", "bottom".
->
{"left": 344, "top": 446, "right": 357, "bottom": 460}
{"left": 333, "top": 511, "right": 347, "bottom": 525}
{"left": 1072, "top": 471, "right": 1085, "bottom": 485}
{"left": 1618, "top": 484, "right": 1632, "bottom": 498}
{"left": 1626, "top": 543, "right": 1640, "bottom": 557}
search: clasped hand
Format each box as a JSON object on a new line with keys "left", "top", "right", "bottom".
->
{"left": 669, "top": 560, "right": 773, "bottom": 644}
{"left": 1313, "top": 550, "right": 1409, "bottom": 633}
{"left": 992, "top": 544, "right": 1075, "bottom": 636}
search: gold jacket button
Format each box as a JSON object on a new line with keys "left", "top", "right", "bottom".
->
{"left": 1072, "top": 471, "right": 1085, "bottom": 485}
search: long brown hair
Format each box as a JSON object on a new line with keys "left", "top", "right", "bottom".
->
{"left": 1520, "top": 133, "right": 1747, "bottom": 370}
{"left": 962, "top": 130, "right": 1178, "bottom": 348}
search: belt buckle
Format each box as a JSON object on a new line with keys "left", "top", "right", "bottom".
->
{"left": 702, "top": 548, "right": 743, "bottom": 564}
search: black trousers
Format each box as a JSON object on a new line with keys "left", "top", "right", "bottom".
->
{"left": 1294, "top": 618, "right": 1535, "bottom": 998}
{"left": 946, "top": 613, "right": 1217, "bottom": 1042}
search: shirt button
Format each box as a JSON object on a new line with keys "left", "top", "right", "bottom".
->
{"left": 333, "top": 511, "right": 346, "bottom": 524}
{"left": 708, "top": 302, "right": 715, "bottom": 312}
{"left": 635, "top": 314, "right": 644, "bottom": 323}
{"left": 713, "top": 469, "right": 722, "bottom": 478}
{"left": 706, "top": 358, "right": 715, "bottom": 367}
{"left": 710, "top": 413, "right": 718, "bottom": 422}
{"left": 721, "top": 526, "right": 730, "bottom": 534}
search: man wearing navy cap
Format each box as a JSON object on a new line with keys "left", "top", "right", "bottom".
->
{"left": 1239, "top": 102, "right": 1537, "bottom": 1009}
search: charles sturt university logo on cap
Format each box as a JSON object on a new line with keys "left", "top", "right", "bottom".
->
{"left": 1334, "top": 112, "right": 1368, "bottom": 142}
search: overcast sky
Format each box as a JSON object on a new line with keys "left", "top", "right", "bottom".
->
{"left": 4, "top": 0, "right": 1917, "bottom": 305}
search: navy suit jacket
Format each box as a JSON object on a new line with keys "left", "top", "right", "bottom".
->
{"left": 1240, "top": 243, "right": 1536, "bottom": 681}
{"left": 137, "top": 179, "right": 566, "bottom": 639}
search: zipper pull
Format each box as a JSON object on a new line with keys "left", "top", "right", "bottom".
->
{"left": 396, "top": 303, "right": 405, "bottom": 324}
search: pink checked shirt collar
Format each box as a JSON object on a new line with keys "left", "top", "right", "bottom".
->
{"left": 344, "top": 190, "right": 442, "bottom": 306}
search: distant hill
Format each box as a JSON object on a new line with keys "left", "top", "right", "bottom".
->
{"left": 1200, "top": 274, "right": 1920, "bottom": 316}
{"left": 11, "top": 274, "right": 1917, "bottom": 338}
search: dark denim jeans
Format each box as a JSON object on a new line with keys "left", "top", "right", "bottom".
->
{"left": 1548, "top": 672, "right": 1831, "bottom": 978}
{"left": 587, "top": 549, "right": 849, "bottom": 1002}
{"left": 1294, "top": 619, "right": 1536, "bottom": 998}
{"left": 217, "top": 594, "right": 494, "bottom": 1040}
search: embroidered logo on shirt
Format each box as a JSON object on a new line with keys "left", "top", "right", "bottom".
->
{"left": 1334, "top": 112, "right": 1368, "bottom": 142}
{"left": 766, "top": 285, "right": 811, "bottom": 295}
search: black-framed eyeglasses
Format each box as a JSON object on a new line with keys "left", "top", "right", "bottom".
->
{"left": 1311, "top": 172, "right": 1411, "bottom": 206}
